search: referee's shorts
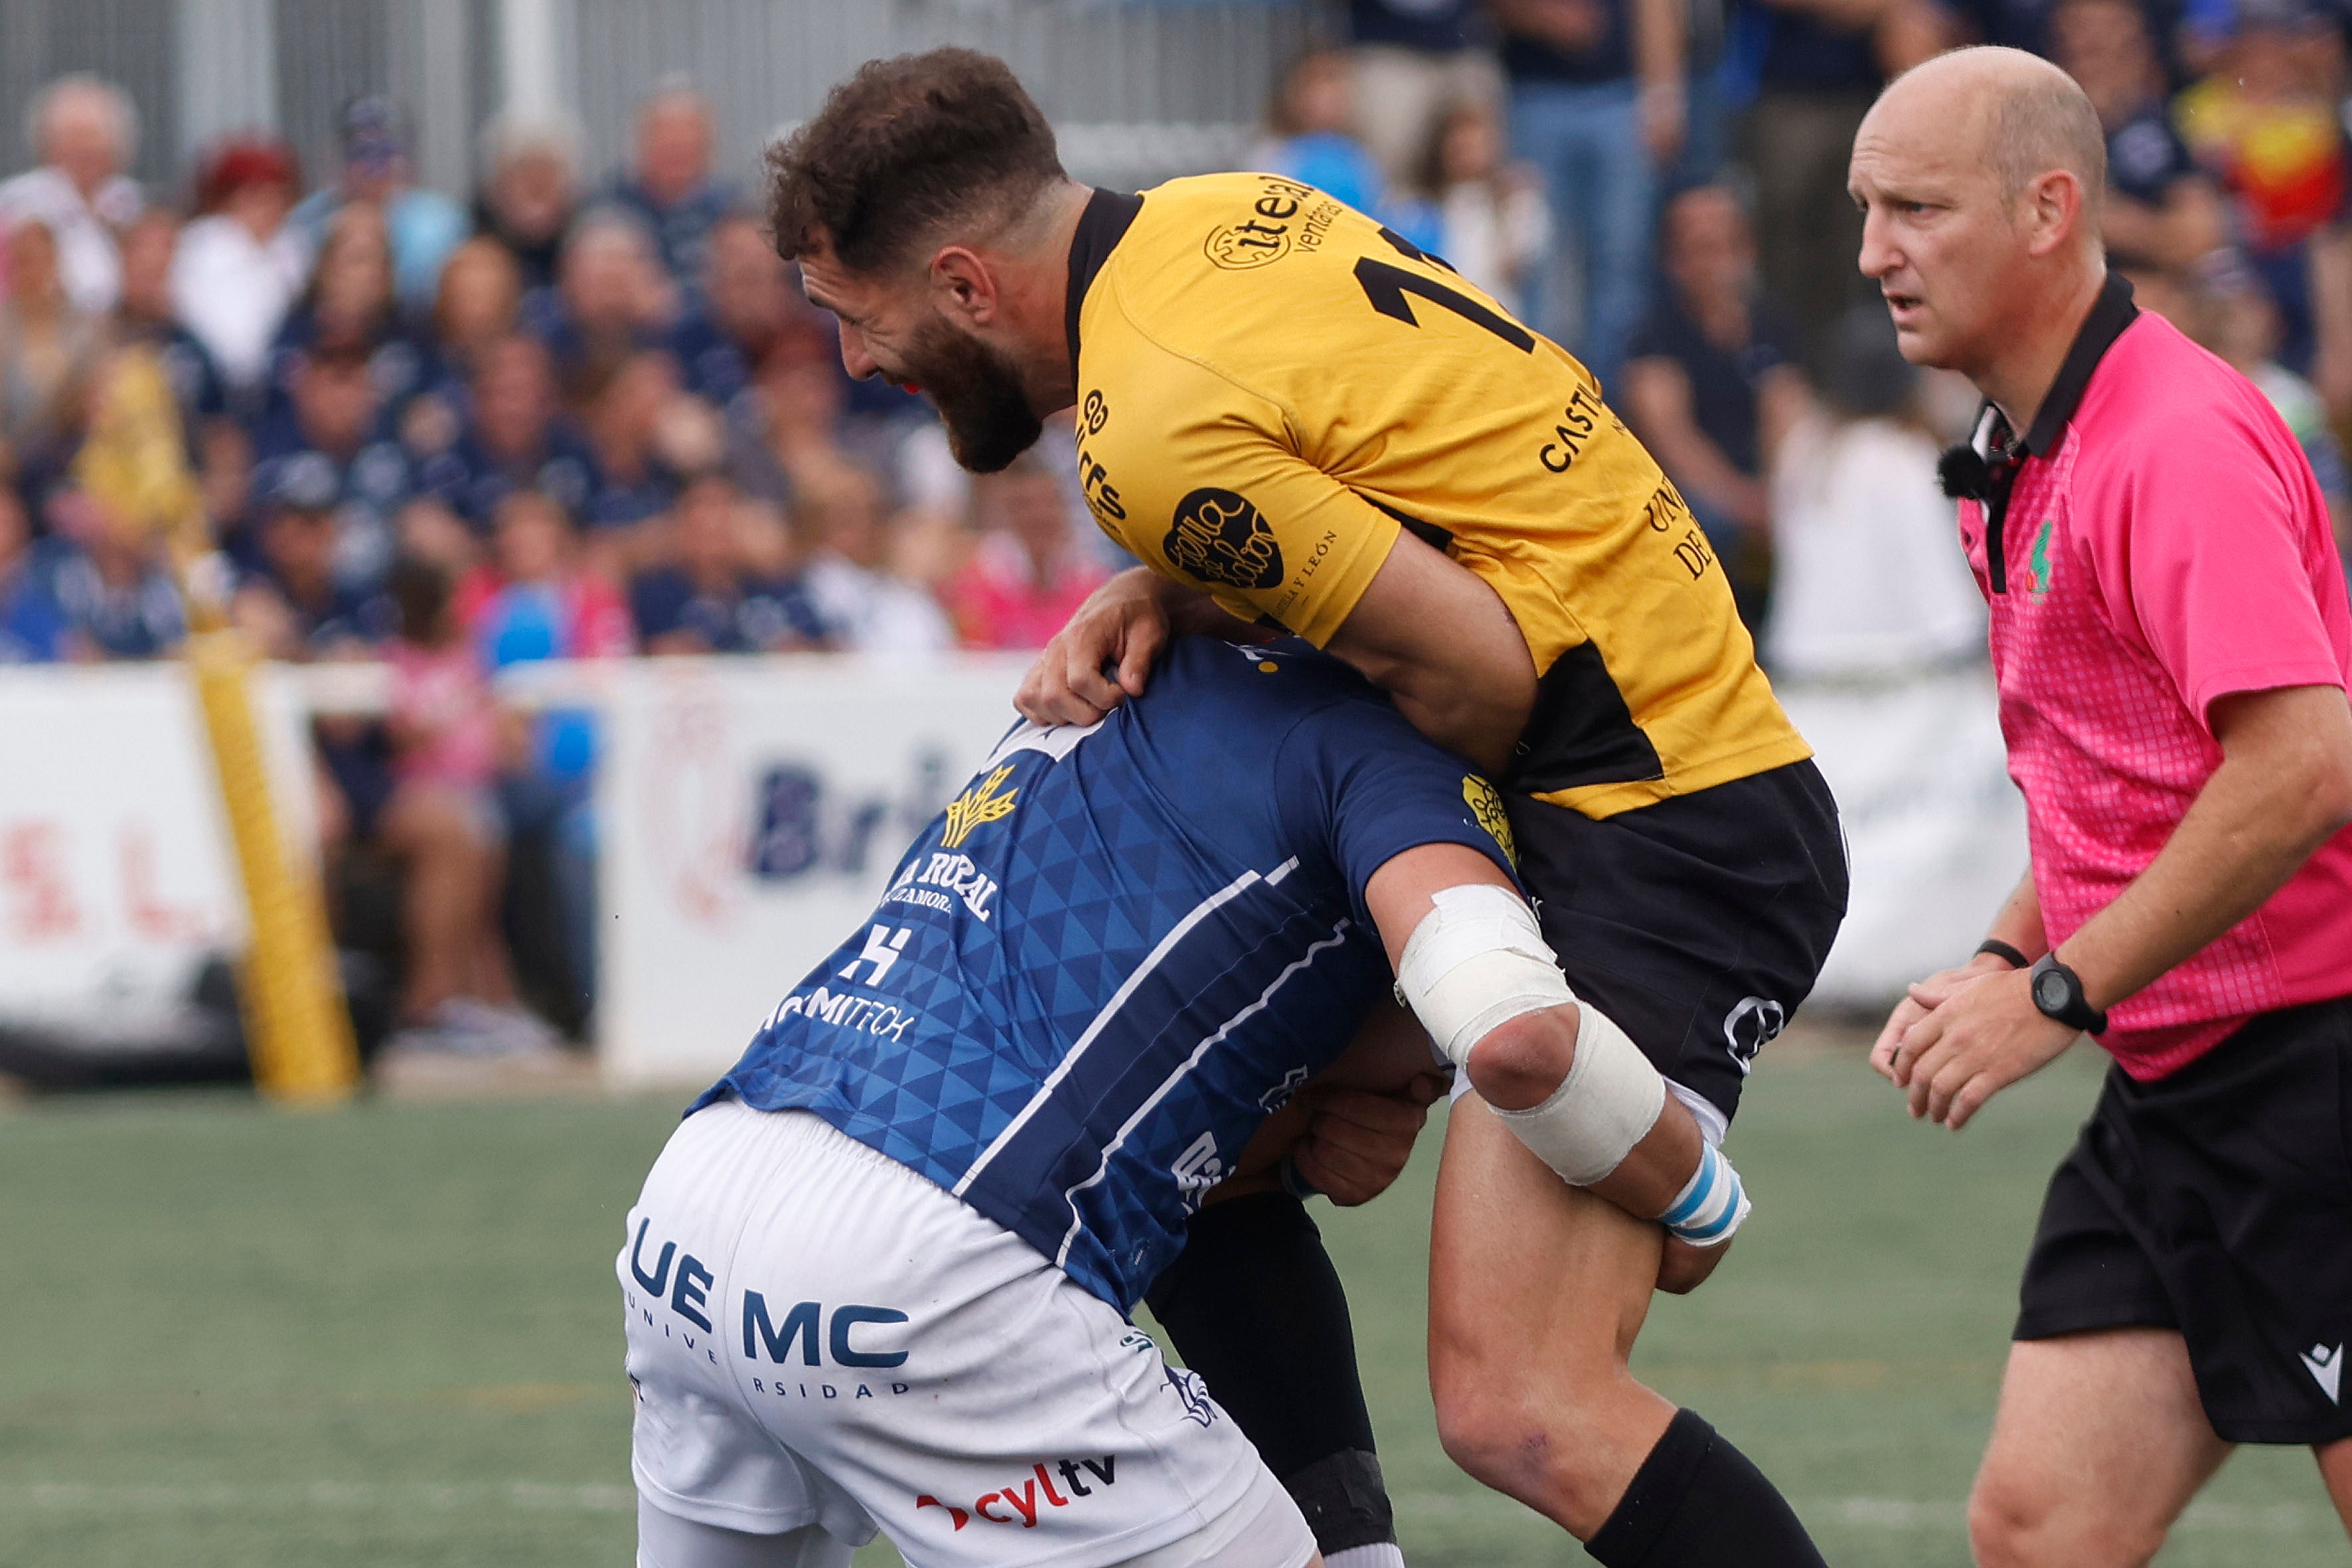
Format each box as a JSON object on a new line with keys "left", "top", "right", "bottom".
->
{"left": 1503, "top": 758, "right": 1849, "bottom": 1135}
{"left": 2015, "top": 994, "right": 2352, "bottom": 1445}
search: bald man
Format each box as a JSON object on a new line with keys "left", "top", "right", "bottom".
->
{"left": 1851, "top": 47, "right": 2352, "bottom": 1567}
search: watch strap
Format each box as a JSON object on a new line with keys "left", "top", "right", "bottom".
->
{"left": 2028, "top": 952, "right": 2108, "bottom": 1035}
{"left": 1975, "top": 938, "right": 2030, "bottom": 970}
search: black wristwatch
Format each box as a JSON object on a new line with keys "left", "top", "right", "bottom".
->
{"left": 2028, "top": 953, "right": 2107, "bottom": 1035}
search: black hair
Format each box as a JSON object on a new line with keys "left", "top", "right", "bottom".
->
{"left": 765, "top": 48, "right": 1063, "bottom": 274}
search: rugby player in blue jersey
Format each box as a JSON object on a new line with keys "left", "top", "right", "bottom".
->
{"left": 619, "top": 638, "right": 1753, "bottom": 1568}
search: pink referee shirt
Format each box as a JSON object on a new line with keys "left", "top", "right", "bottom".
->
{"left": 1960, "top": 275, "right": 2352, "bottom": 1080}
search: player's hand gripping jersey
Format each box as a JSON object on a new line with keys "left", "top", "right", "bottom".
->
{"left": 1063, "top": 175, "right": 1811, "bottom": 818}
{"left": 698, "top": 638, "right": 1514, "bottom": 1308}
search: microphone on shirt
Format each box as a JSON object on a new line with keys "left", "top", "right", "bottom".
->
{"left": 1938, "top": 443, "right": 1992, "bottom": 500}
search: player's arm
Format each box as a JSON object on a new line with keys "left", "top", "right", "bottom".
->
{"left": 1016, "top": 568, "right": 1259, "bottom": 727}
{"left": 1364, "top": 840, "right": 1747, "bottom": 1285}
{"left": 1216, "top": 1002, "right": 1450, "bottom": 1207}
{"left": 1020, "top": 355, "right": 1540, "bottom": 771}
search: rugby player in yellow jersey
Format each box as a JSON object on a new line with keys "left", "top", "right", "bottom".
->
{"left": 767, "top": 48, "right": 1846, "bottom": 1568}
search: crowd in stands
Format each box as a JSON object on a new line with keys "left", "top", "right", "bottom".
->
{"left": 0, "top": 74, "right": 1116, "bottom": 1052}
{"left": 4, "top": 0, "right": 2350, "bottom": 1048}
{"left": 1320, "top": 0, "right": 2352, "bottom": 617}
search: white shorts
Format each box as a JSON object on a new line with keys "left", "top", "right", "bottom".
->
{"left": 619, "top": 1101, "right": 1316, "bottom": 1568}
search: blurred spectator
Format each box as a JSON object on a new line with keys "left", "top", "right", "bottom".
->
{"left": 1253, "top": 49, "right": 1399, "bottom": 222}
{"left": 528, "top": 207, "right": 674, "bottom": 396}
{"left": 1621, "top": 184, "right": 1806, "bottom": 627}
{"left": 474, "top": 114, "right": 584, "bottom": 294}
{"left": 610, "top": 81, "right": 736, "bottom": 291}
{"left": 1492, "top": 0, "right": 1685, "bottom": 386}
{"left": 1735, "top": 0, "right": 1940, "bottom": 371}
{"left": 667, "top": 213, "right": 796, "bottom": 413}
{"left": 945, "top": 454, "right": 1113, "bottom": 651}
{"left": 250, "top": 345, "right": 416, "bottom": 591}
{"left": 629, "top": 471, "right": 824, "bottom": 653}
{"left": 0, "top": 75, "right": 143, "bottom": 317}
{"left": 457, "top": 489, "right": 628, "bottom": 1012}
{"left": 414, "top": 334, "right": 595, "bottom": 529}
{"left": 172, "top": 135, "right": 310, "bottom": 392}
{"left": 799, "top": 462, "right": 953, "bottom": 653}
{"left": 459, "top": 487, "right": 632, "bottom": 686}
{"left": 1762, "top": 305, "right": 1984, "bottom": 679}
{"left": 44, "top": 484, "right": 182, "bottom": 660}
{"left": 1421, "top": 100, "right": 1552, "bottom": 321}
{"left": 0, "top": 485, "right": 67, "bottom": 661}
{"left": 2050, "top": 0, "right": 2227, "bottom": 271}
{"left": 268, "top": 202, "right": 431, "bottom": 420}
{"left": 1346, "top": 0, "right": 1506, "bottom": 190}
{"left": 2174, "top": 0, "right": 2352, "bottom": 410}
{"left": 1, "top": 216, "right": 102, "bottom": 490}
{"left": 728, "top": 345, "right": 854, "bottom": 508}
{"left": 380, "top": 554, "right": 549, "bottom": 1054}
{"left": 105, "top": 210, "right": 230, "bottom": 430}
{"left": 576, "top": 349, "right": 684, "bottom": 546}
{"left": 400, "top": 236, "right": 524, "bottom": 463}
{"left": 291, "top": 98, "right": 467, "bottom": 314}
{"left": 427, "top": 238, "right": 524, "bottom": 393}
{"left": 229, "top": 455, "right": 398, "bottom": 659}
{"left": 390, "top": 493, "right": 483, "bottom": 581}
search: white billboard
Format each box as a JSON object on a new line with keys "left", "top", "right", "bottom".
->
{"left": 0, "top": 663, "right": 316, "bottom": 1028}
{"left": 596, "top": 654, "right": 1031, "bottom": 1086}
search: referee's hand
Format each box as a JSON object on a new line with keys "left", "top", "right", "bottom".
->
{"left": 1018, "top": 568, "right": 1170, "bottom": 726}
{"left": 1869, "top": 951, "right": 2013, "bottom": 1083}
{"left": 1883, "top": 967, "right": 2078, "bottom": 1130}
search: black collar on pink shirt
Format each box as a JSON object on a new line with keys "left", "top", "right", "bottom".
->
{"left": 1942, "top": 272, "right": 2140, "bottom": 593}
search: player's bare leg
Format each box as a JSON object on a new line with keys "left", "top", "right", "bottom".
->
{"left": 1429, "top": 1099, "right": 1824, "bottom": 1564}
{"left": 1967, "top": 1329, "right": 2233, "bottom": 1568}
{"left": 1429, "top": 1097, "right": 1672, "bottom": 1533}
{"left": 2317, "top": 1436, "right": 2352, "bottom": 1535}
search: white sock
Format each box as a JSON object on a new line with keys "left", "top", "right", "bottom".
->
{"left": 1326, "top": 1545, "right": 1407, "bottom": 1568}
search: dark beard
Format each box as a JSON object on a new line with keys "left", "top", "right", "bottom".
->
{"left": 903, "top": 316, "right": 1042, "bottom": 473}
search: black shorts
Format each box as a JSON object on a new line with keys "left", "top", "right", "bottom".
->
{"left": 1503, "top": 759, "right": 1848, "bottom": 1126}
{"left": 2015, "top": 996, "right": 2352, "bottom": 1445}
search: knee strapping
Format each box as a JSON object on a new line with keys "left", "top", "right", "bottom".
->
{"left": 1393, "top": 884, "right": 1664, "bottom": 1184}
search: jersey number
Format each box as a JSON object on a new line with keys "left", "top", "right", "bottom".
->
{"left": 1352, "top": 230, "right": 1535, "bottom": 353}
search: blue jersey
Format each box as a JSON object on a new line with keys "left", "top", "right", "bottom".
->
{"left": 697, "top": 637, "right": 1516, "bottom": 1309}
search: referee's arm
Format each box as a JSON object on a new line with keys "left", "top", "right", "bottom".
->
{"left": 1888, "top": 682, "right": 2352, "bottom": 1129}
{"left": 2055, "top": 684, "right": 2352, "bottom": 1008}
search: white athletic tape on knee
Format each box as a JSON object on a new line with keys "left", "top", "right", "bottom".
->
{"left": 1660, "top": 1140, "right": 1751, "bottom": 1247}
{"left": 1392, "top": 884, "right": 1571, "bottom": 1070}
{"left": 1488, "top": 1000, "right": 1666, "bottom": 1186}
{"left": 1393, "top": 884, "right": 1664, "bottom": 1186}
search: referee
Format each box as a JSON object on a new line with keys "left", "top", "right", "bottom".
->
{"left": 1852, "top": 48, "right": 2352, "bottom": 1565}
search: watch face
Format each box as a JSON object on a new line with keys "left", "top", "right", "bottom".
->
{"left": 2034, "top": 969, "right": 2069, "bottom": 1012}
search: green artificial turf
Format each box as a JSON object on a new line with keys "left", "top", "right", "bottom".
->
{"left": 0, "top": 1049, "right": 2339, "bottom": 1567}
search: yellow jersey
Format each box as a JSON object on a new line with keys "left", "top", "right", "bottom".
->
{"left": 1064, "top": 175, "right": 1810, "bottom": 819}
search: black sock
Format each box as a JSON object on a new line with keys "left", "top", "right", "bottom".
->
{"left": 1585, "top": 1408, "right": 1826, "bottom": 1568}
{"left": 1143, "top": 1192, "right": 1396, "bottom": 1555}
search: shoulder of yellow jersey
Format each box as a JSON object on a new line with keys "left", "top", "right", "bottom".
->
{"left": 1085, "top": 173, "right": 1398, "bottom": 368}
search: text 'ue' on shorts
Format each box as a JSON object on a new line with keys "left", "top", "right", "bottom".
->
{"left": 619, "top": 1099, "right": 1314, "bottom": 1568}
